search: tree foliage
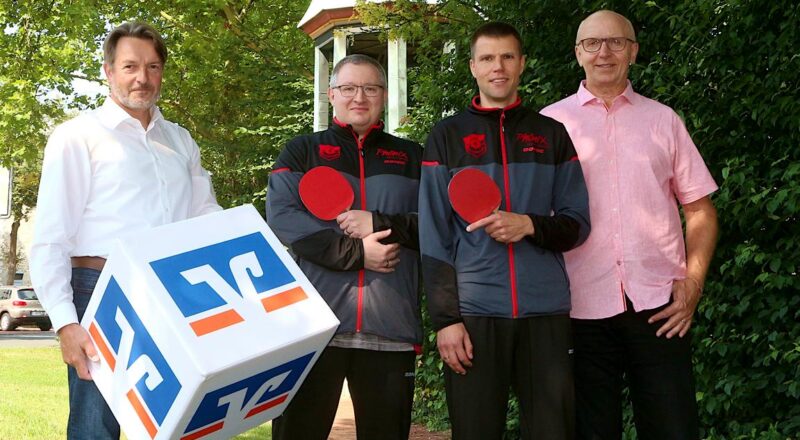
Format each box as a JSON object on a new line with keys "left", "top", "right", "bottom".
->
{"left": 1, "top": 0, "right": 314, "bottom": 209}
{"left": 358, "top": 1, "right": 800, "bottom": 438}
{"left": 0, "top": 0, "right": 315, "bottom": 278}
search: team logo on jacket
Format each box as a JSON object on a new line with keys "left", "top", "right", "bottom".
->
{"left": 319, "top": 144, "right": 341, "bottom": 161}
{"left": 376, "top": 148, "right": 409, "bottom": 165}
{"left": 516, "top": 133, "right": 549, "bottom": 154}
{"left": 463, "top": 134, "right": 487, "bottom": 158}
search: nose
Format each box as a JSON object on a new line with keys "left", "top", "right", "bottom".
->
{"left": 352, "top": 86, "right": 367, "bottom": 100}
{"left": 135, "top": 67, "right": 149, "bottom": 83}
{"left": 492, "top": 57, "right": 504, "bottom": 71}
{"left": 597, "top": 40, "right": 613, "bottom": 56}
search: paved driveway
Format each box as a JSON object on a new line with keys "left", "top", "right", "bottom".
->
{"left": 0, "top": 328, "right": 58, "bottom": 348}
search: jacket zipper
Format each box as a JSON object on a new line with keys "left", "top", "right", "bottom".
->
{"left": 351, "top": 126, "right": 374, "bottom": 333}
{"left": 499, "top": 111, "right": 519, "bottom": 318}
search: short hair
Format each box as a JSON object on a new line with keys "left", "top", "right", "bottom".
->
{"left": 470, "top": 22, "right": 523, "bottom": 58}
{"left": 329, "top": 54, "right": 387, "bottom": 88}
{"left": 103, "top": 22, "right": 167, "bottom": 65}
{"left": 576, "top": 10, "right": 637, "bottom": 43}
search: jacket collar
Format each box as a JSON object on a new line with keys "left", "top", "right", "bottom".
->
{"left": 331, "top": 117, "right": 384, "bottom": 143}
{"left": 468, "top": 96, "right": 523, "bottom": 115}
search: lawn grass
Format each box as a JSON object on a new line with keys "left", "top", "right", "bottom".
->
{"left": 0, "top": 347, "right": 69, "bottom": 440}
{"left": 0, "top": 347, "right": 271, "bottom": 440}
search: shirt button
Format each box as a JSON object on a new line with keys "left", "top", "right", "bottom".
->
{"left": 616, "top": 260, "right": 622, "bottom": 265}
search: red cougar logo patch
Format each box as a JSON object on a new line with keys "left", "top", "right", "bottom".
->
{"left": 319, "top": 144, "right": 341, "bottom": 161}
{"left": 463, "top": 134, "right": 487, "bottom": 158}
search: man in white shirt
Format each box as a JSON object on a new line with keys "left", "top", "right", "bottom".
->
{"left": 29, "top": 22, "right": 220, "bottom": 439}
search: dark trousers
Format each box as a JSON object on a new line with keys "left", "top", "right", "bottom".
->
{"left": 444, "top": 315, "right": 575, "bottom": 440}
{"left": 67, "top": 268, "right": 121, "bottom": 440}
{"left": 272, "top": 346, "right": 416, "bottom": 440}
{"left": 572, "top": 298, "right": 699, "bottom": 440}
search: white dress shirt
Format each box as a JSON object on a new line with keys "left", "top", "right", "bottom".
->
{"left": 30, "top": 99, "right": 221, "bottom": 332}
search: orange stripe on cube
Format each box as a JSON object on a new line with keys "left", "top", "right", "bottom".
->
{"left": 261, "top": 286, "right": 307, "bottom": 313}
{"left": 190, "top": 309, "right": 244, "bottom": 336}
{"left": 126, "top": 389, "right": 158, "bottom": 439}
{"left": 180, "top": 421, "right": 224, "bottom": 440}
{"left": 245, "top": 394, "right": 288, "bottom": 418}
{"left": 89, "top": 322, "right": 116, "bottom": 371}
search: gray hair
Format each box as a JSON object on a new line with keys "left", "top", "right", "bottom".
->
{"left": 329, "top": 54, "right": 387, "bottom": 88}
{"left": 103, "top": 22, "right": 167, "bottom": 65}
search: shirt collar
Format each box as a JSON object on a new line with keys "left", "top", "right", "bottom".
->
{"left": 96, "top": 97, "right": 163, "bottom": 130}
{"left": 577, "top": 80, "right": 636, "bottom": 106}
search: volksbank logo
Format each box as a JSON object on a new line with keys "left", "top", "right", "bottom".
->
{"left": 180, "top": 353, "right": 315, "bottom": 440}
{"left": 89, "top": 277, "right": 182, "bottom": 439}
{"left": 150, "top": 233, "right": 308, "bottom": 336}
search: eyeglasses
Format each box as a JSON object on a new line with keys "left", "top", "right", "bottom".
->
{"left": 576, "top": 37, "right": 636, "bottom": 53}
{"left": 331, "top": 84, "right": 384, "bottom": 97}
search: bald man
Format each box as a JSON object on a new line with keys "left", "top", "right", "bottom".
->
{"left": 541, "top": 10, "right": 719, "bottom": 439}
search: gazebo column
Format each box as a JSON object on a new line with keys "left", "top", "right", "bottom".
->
{"left": 313, "top": 46, "right": 330, "bottom": 132}
{"left": 386, "top": 37, "right": 407, "bottom": 135}
{"left": 330, "top": 30, "right": 349, "bottom": 119}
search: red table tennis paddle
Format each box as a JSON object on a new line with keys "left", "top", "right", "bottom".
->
{"left": 448, "top": 168, "right": 502, "bottom": 224}
{"left": 299, "top": 166, "right": 354, "bottom": 221}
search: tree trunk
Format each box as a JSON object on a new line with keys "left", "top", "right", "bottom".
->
{"left": 2, "top": 218, "right": 19, "bottom": 285}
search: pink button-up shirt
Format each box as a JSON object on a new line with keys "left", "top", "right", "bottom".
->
{"left": 541, "top": 81, "right": 718, "bottom": 319}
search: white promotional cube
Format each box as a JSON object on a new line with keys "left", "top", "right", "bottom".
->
{"left": 80, "top": 204, "right": 339, "bottom": 440}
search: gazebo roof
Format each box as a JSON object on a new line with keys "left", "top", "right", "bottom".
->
{"left": 298, "top": 0, "right": 381, "bottom": 37}
{"left": 298, "top": 1, "right": 438, "bottom": 38}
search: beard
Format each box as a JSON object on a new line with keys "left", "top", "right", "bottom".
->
{"left": 110, "top": 81, "right": 160, "bottom": 111}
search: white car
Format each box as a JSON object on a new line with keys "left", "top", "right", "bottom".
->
{"left": 0, "top": 286, "right": 52, "bottom": 331}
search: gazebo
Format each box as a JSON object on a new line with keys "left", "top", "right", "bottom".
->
{"left": 298, "top": 0, "right": 412, "bottom": 135}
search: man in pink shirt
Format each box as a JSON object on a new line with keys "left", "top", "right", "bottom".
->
{"left": 541, "top": 10, "right": 719, "bottom": 439}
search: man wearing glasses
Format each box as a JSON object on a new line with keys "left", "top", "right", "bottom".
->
{"left": 266, "top": 54, "right": 422, "bottom": 439}
{"left": 541, "top": 10, "right": 719, "bottom": 439}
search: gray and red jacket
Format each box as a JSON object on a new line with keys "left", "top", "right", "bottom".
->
{"left": 266, "top": 118, "right": 423, "bottom": 344}
{"left": 419, "top": 97, "right": 591, "bottom": 331}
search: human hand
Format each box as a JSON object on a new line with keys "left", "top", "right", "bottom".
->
{"left": 57, "top": 323, "right": 99, "bottom": 380}
{"left": 466, "top": 211, "right": 534, "bottom": 243}
{"left": 363, "top": 229, "right": 400, "bottom": 273}
{"left": 337, "top": 210, "right": 374, "bottom": 239}
{"left": 437, "top": 323, "right": 473, "bottom": 375}
{"left": 649, "top": 277, "right": 702, "bottom": 338}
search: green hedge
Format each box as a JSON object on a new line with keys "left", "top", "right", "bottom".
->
{"left": 361, "top": 1, "right": 800, "bottom": 438}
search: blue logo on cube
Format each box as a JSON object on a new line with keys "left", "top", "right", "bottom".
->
{"left": 89, "top": 277, "right": 182, "bottom": 439}
{"left": 180, "top": 352, "right": 315, "bottom": 439}
{"left": 150, "top": 232, "right": 307, "bottom": 336}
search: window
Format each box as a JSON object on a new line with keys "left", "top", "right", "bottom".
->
{"left": 17, "top": 289, "right": 36, "bottom": 301}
